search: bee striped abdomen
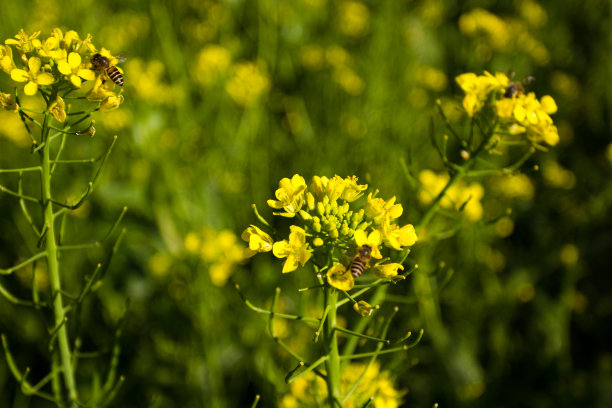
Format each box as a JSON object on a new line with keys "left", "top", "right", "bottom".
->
{"left": 349, "top": 258, "right": 368, "bottom": 278}
{"left": 107, "top": 66, "right": 124, "bottom": 86}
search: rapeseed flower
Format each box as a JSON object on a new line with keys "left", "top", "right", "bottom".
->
{"left": 280, "top": 361, "right": 404, "bottom": 407}
{"left": 241, "top": 225, "right": 274, "bottom": 257}
{"left": 248, "top": 175, "right": 417, "bottom": 282}
{"left": 58, "top": 52, "right": 95, "bottom": 88}
{"left": 11, "top": 56, "right": 55, "bottom": 96}
{"left": 267, "top": 174, "right": 307, "bottom": 217}
{"left": 272, "top": 226, "right": 312, "bottom": 273}
{"left": 2, "top": 28, "right": 125, "bottom": 111}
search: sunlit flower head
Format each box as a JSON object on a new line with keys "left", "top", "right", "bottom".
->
{"left": 58, "top": 52, "right": 95, "bottom": 88}
{"left": 10, "top": 56, "right": 55, "bottom": 96}
{"left": 48, "top": 96, "right": 66, "bottom": 123}
{"left": 242, "top": 225, "right": 274, "bottom": 257}
{"left": 272, "top": 226, "right": 312, "bottom": 273}
{"left": 327, "top": 263, "right": 354, "bottom": 290}
{"left": 226, "top": 61, "right": 270, "bottom": 106}
{"left": 366, "top": 193, "right": 403, "bottom": 225}
{"left": 382, "top": 223, "right": 417, "bottom": 250}
{"left": 373, "top": 262, "right": 405, "bottom": 280}
{"left": 353, "top": 300, "right": 374, "bottom": 316}
{"left": 268, "top": 174, "right": 307, "bottom": 217}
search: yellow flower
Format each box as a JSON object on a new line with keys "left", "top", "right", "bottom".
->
{"left": 99, "top": 93, "right": 124, "bottom": 112}
{"left": 267, "top": 174, "right": 307, "bottom": 217}
{"left": 327, "top": 263, "right": 354, "bottom": 291}
{"left": 310, "top": 175, "right": 346, "bottom": 202}
{"left": 365, "top": 193, "right": 403, "bottom": 225}
{"left": 373, "top": 263, "right": 405, "bottom": 280}
{"left": 272, "top": 226, "right": 312, "bottom": 273}
{"left": 0, "top": 93, "right": 18, "bottom": 112}
{"left": 241, "top": 225, "right": 274, "bottom": 257}
{"left": 37, "top": 35, "right": 65, "bottom": 60}
{"left": 58, "top": 52, "right": 96, "bottom": 88}
{"left": 225, "top": 61, "right": 270, "bottom": 106}
{"left": 341, "top": 175, "right": 368, "bottom": 202}
{"left": 10, "top": 57, "right": 55, "bottom": 96}
{"left": 353, "top": 300, "right": 373, "bottom": 316}
{"left": 184, "top": 232, "right": 201, "bottom": 253}
{"left": 0, "top": 45, "right": 16, "bottom": 74}
{"left": 354, "top": 229, "right": 383, "bottom": 259}
{"left": 195, "top": 45, "right": 231, "bottom": 85}
{"left": 418, "top": 170, "right": 485, "bottom": 221}
{"left": 48, "top": 96, "right": 66, "bottom": 122}
{"left": 382, "top": 223, "right": 417, "bottom": 250}
{"left": 456, "top": 71, "right": 508, "bottom": 116}
{"left": 5, "top": 29, "right": 42, "bottom": 56}
{"left": 338, "top": 1, "right": 370, "bottom": 37}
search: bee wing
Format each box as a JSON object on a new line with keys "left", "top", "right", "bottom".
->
{"left": 114, "top": 53, "right": 129, "bottom": 64}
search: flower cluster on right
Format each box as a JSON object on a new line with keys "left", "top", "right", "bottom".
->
{"left": 242, "top": 175, "right": 417, "bottom": 296}
{"left": 456, "top": 71, "right": 559, "bottom": 148}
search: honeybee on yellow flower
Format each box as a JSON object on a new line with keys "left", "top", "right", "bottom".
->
{"left": 90, "top": 53, "right": 126, "bottom": 86}
{"left": 348, "top": 244, "right": 372, "bottom": 278}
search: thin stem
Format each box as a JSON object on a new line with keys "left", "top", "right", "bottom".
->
{"left": 324, "top": 287, "right": 341, "bottom": 406}
{"left": 41, "top": 111, "right": 78, "bottom": 404}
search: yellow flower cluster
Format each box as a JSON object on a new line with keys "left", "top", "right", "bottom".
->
{"left": 184, "top": 227, "right": 245, "bottom": 286}
{"left": 280, "top": 361, "right": 405, "bottom": 408}
{"left": 0, "top": 28, "right": 123, "bottom": 111}
{"left": 243, "top": 175, "right": 417, "bottom": 290}
{"left": 418, "top": 170, "right": 484, "bottom": 222}
{"left": 456, "top": 71, "right": 559, "bottom": 147}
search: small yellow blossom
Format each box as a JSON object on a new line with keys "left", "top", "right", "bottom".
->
{"left": 58, "top": 52, "right": 95, "bottom": 88}
{"left": 456, "top": 71, "right": 508, "bottom": 116}
{"left": 48, "top": 96, "right": 66, "bottom": 122}
{"left": 241, "top": 225, "right": 274, "bottom": 257}
{"left": 0, "top": 45, "right": 16, "bottom": 74}
{"left": 341, "top": 175, "right": 368, "bottom": 202}
{"left": 99, "top": 93, "right": 124, "bottom": 112}
{"left": 225, "top": 61, "right": 270, "bottom": 106}
{"left": 373, "top": 263, "right": 405, "bottom": 280}
{"left": 5, "top": 29, "right": 42, "bottom": 56}
{"left": 267, "top": 174, "right": 307, "bottom": 217}
{"left": 327, "top": 263, "right": 354, "bottom": 291}
{"left": 184, "top": 232, "right": 201, "bottom": 253}
{"left": 366, "top": 193, "right": 403, "bottom": 225}
{"left": 383, "top": 223, "right": 417, "bottom": 250}
{"left": 272, "top": 226, "right": 312, "bottom": 273}
{"left": 338, "top": 1, "right": 370, "bottom": 37}
{"left": 195, "top": 44, "right": 231, "bottom": 85}
{"left": 418, "top": 170, "right": 485, "bottom": 221}
{"left": 37, "top": 35, "right": 65, "bottom": 60}
{"left": 353, "top": 300, "right": 373, "bottom": 316}
{"left": 280, "top": 361, "right": 404, "bottom": 407}
{"left": 354, "top": 229, "right": 383, "bottom": 259}
{"left": 11, "top": 57, "right": 55, "bottom": 96}
{"left": 310, "top": 175, "right": 346, "bottom": 202}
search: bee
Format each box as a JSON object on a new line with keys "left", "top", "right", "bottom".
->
{"left": 90, "top": 53, "right": 125, "bottom": 86}
{"left": 348, "top": 245, "right": 373, "bottom": 278}
{"left": 504, "top": 74, "right": 534, "bottom": 98}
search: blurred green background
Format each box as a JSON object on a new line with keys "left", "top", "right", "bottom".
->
{"left": 0, "top": 0, "right": 611, "bottom": 407}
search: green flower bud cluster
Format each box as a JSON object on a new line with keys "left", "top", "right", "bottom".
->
{"left": 301, "top": 192, "right": 367, "bottom": 244}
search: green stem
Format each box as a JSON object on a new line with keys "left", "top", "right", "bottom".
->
{"left": 324, "top": 287, "right": 341, "bottom": 406}
{"left": 41, "top": 112, "right": 78, "bottom": 405}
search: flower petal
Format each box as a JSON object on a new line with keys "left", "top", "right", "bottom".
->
{"left": 24, "top": 81, "right": 38, "bottom": 96}
{"left": 11, "top": 68, "right": 29, "bottom": 82}
{"left": 28, "top": 57, "right": 41, "bottom": 74}
{"left": 36, "top": 73, "right": 55, "bottom": 85}
{"left": 68, "top": 52, "right": 81, "bottom": 68}
{"left": 58, "top": 60, "right": 72, "bottom": 75}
